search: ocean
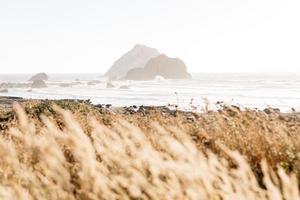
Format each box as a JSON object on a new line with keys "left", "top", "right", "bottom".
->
{"left": 1, "top": 73, "right": 300, "bottom": 112}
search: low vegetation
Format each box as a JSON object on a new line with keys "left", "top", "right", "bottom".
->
{"left": 0, "top": 100, "right": 299, "bottom": 199}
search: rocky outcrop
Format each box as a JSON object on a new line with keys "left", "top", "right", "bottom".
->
{"left": 0, "top": 89, "right": 8, "bottom": 93}
{"left": 29, "top": 73, "right": 48, "bottom": 81}
{"left": 0, "top": 82, "right": 31, "bottom": 88}
{"left": 28, "top": 73, "right": 48, "bottom": 88}
{"left": 106, "top": 82, "right": 115, "bottom": 88}
{"left": 31, "top": 80, "right": 47, "bottom": 88}
{"left": 124, "top": 54, "right": 192, "bottom": 80}
{"left": 105, "top": 44, "right": 160, "bottom": 80}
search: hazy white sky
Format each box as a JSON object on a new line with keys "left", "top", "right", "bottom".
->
{"left": 0, "top": 0, "right": 300, "bottom": 74}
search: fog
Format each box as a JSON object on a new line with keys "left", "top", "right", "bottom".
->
{"left": 0, "top": 0, "right": 300, "bottom": 74}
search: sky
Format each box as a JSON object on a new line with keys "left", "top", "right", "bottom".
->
{"left": 0, "top": 0, "right": 300, "bottom": 74}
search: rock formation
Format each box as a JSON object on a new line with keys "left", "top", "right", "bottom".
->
{"left": 106, "top": 82, "right": 115, "bottom": 88}
{"left": 0, "top": 82, "right": 31, "bottom": 88}
{"left": 124, "top": 54, "right": 192, "bottom": 80}
{"left": 29, "top": 73, "right": 48, "bottom": 81}
{"left": 105, "top": 44, "right": 160, "bottom": 80}
{"left": 31, "top": 80, "right": 47, "bottom": 88}
{"left": 0, "top": 89, "right": 8, "bottom": 93}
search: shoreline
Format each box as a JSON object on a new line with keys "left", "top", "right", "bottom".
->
{"left": 1, "top": 95, "right": 298, "bottom": 114}
{"left": 2, "top": 72, "right": 300, "bottom": 113}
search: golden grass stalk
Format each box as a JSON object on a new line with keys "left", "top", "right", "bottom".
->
{"left": 0, "top": 103, "right": 298, "bottom": 200}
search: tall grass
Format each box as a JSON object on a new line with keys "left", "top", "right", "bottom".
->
{"left": 0, "top": 103, "right": 299, "bottom": 200}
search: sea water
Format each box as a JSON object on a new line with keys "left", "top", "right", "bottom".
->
{"left": 1, "top": 73, "right": 300, "bottom": 112}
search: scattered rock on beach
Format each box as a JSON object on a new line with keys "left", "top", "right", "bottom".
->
{"left": 105, "top": 104, "right": 112, "bottom": 108}
{"left": 264, "top": 108, "right": 272, "bottom": 114}
{"left": 124, "top": 106, "right": 137, "bottom": 114}
{"left": 264, "top": 108, "right": 281, "bottom": 115}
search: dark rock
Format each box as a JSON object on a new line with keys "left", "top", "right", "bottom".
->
{"left": 0, "top": 82, "right": 31, "bottom": 89}
{"left": 264, "top": 108, "right": 272, "bottom": 114}
{"left": 29, "top": 73, "right": 48, "bottom": 81}
{"left": 105, "top": 104, "right": 112, "bottom": 108}
{"left": 31, "top": 80, "right": 47, "bottom": 88}
{"left": 124, "top": 106, "right": 137, "bottom": 114}
{"left": 274, "top": 108, "right": 280, "bottom": 113}
{"left": 0, "top": 96, "right": 24, "bottom": 109}
{"left": 85, "top": 99, "right": 92, "bottom": 104}
{"left": 95, "top": 104, "right": 103, "bottom": 108}
{"left": 0, "top": 89, "right": 8, "bottom": 93}
{"left": 124, "top": 54, "right": 192, "bottom": 80}
{"left": 264, "top": 108, "right": 280, "bottom": 115}
{"left": 186, "top": 115, "right": 196, "bottom": 122}
{"left": 106, "top": 82, "right": 115, "bottom": 88}
{"left": 137, "top": 106, "right": 150, "bottom": 116}
{"left": 105, "top": 44, "right": 160, "bottom": 79}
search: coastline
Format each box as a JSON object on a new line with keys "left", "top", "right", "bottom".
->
{"left": 0, "top": 96, "right": 300, "bottom": 196}
{"left": 2, "top": 72, "right": 300, "bottom": 112}
{"left": 1, "top": 96, "right": 299, "bottom": 166}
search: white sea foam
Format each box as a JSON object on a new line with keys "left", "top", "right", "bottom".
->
{"left": 1, "top": 73, "right": 300, "bottom": 112}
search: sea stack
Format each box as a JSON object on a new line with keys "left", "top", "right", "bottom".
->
{"left": 29, "top": 73, "right": 48, "bottom": 81}
{"left": 31, "top": 80, "right": 47, "bottom": 88}
{"left": 105, "top": 44, "right": 192, "bottom": 80}
{"left": 105, "top": 44, "right": 160, "bottom": 80}
{"left": 124, "top": 54, "right": 192, "bottom": 80}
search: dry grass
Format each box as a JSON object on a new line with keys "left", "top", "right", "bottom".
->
{"left": 0, "top": 103, "right": 299, "bottom": 200}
